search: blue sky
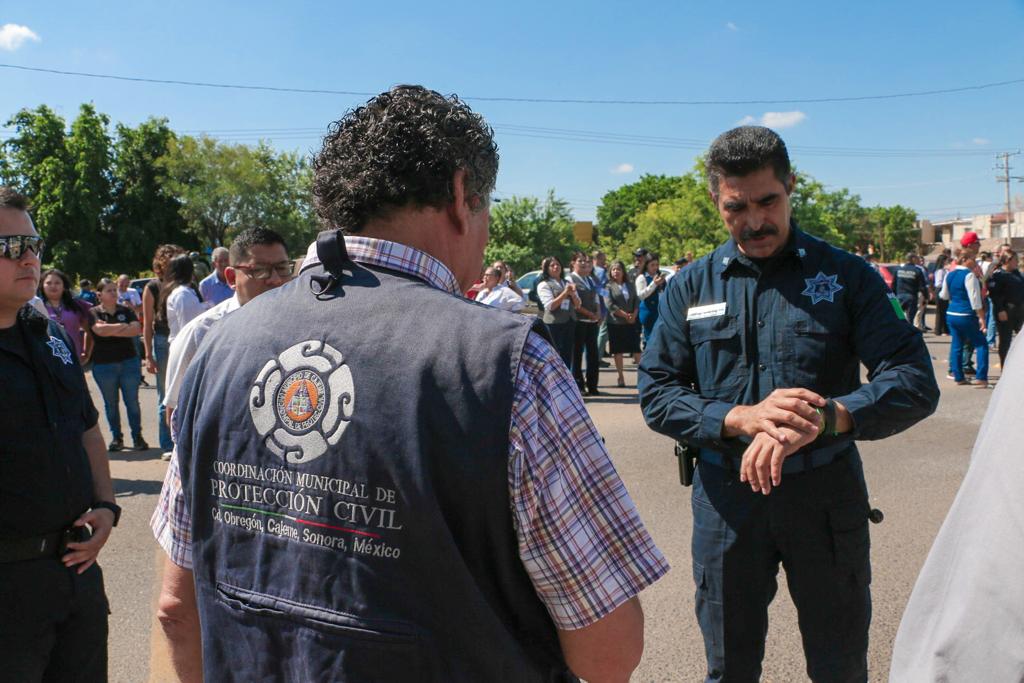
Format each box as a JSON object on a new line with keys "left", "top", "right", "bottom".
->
{"left": 2, "top": 1, "right": 1023, "bottom": 223}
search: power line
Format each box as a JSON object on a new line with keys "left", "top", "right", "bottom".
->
{"left": 2, "top": 62, "right": 1023, "bottom": 106}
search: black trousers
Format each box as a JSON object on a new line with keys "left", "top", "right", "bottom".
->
{"left": 691, "top": 455, "right": 871, "bottom": 683}
{"left": 0, "top": 559, "right": 109, "bottom": 682}
{"left": 934, "top": 297, "right": 948, "bottom": 335}
{"left": 572, "top": 322, "right": 599, "bottom": 393}
{"left": 996, "top": 312, "right": 1024, "bottom": 365}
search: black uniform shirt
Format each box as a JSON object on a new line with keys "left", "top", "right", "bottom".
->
{"left": 894, "top": 262, "right": 929, "bottom": 301}
{"left": 639, "top": 224, "right": 940, "bottom": 462}
{"left": 0, "top": 306, "right": 98, "bottom": 538}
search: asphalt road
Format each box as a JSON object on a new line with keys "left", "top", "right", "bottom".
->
{"left": 93, "top": 331, "right": 998, "bottom": 682}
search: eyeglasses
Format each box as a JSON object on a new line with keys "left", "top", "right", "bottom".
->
{"left": 0, "top": 235, "right": 45, "bottom": 260}
{"left": 234, "top": 261, "right": 294, "bottom": 280}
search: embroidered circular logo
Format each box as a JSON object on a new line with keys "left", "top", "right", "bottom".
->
{"left": 249, "top": 341, "right": 355, "bottom": 465}
{"left": 276, "top": 370, "right": 326, "bottom": 430}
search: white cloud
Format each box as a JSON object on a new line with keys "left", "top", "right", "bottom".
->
{"left": 612, "top": 163, "right": 635, "bottom": 174}
{"left": 0, "top": 24, "right": 40, "bottom": 51}
{"left": 972, "top": 137, "right": 990, "bottom": 146}
{"left": 726, "top": 22, "right": 739, "bottom": 31}
{"left": 737, "top": 111, "right": 807, "bottom": 129}
{"left": 760, "top": 111, "right": 807, "bottom": 129}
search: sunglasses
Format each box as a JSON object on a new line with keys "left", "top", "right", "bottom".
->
{"left": 0, "top": 235, "right": 45, "bottom": 260}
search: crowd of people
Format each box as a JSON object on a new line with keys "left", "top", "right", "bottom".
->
{"left": 1, "top": 84, "right": 1021, "bottom": 682}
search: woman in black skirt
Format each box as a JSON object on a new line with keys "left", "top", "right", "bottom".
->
{"left": 603, "top": 260, "right": 641, "bottom": 387}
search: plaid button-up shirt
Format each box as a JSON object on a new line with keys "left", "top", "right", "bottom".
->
{"left": 151, "top": 236, "right": 668, "bottom": 630}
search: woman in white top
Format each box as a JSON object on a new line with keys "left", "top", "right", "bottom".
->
{"left": 474, "top": 265, "right": 524, "bottom": 312}
{"left": 535, "top": 256, "right": 579, "bottom": 368}
{"left": 161, "top": 253, "right": 206, "bottom": 343}
{"left": 931, "top": 254, "right": 949, "bottom": 335}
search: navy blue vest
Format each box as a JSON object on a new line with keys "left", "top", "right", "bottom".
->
{"left": 894, "top": 263, "right": 924, "bottom": 302}
{"left": 177, "top": 244, "right": 574, "bottom": 682}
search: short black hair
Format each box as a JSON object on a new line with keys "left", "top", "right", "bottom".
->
{"left": 229, "top": 227, "right": 288, "bottom": 265}
{"left": 705, "top": 126, "right": 792, "bottom": 196}
{"left": 0, "top": 186, "right": 29, "bottom": 211}
{"left": 313, "top": 85, "right": 499, "bottom": 232}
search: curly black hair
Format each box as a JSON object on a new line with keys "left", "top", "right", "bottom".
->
{"left": 705, "top": 126, "right": 791, "bottom": 196}
{"left": 312, "top": 85, "right": 499, "bottom": 232}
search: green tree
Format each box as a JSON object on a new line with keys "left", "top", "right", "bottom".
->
{"left": 1, "top": 105, "right": 73, "bottom": 271}
{"left": 789, "top": 172, "right": 866, "bottom": 249}
{"left": 159, "top": 136, "right": 318, "bottom": 251}
{"left": 595, "top": 174, "right": 684, "bottom": 245}
{"left": 60, "top": 103, "right": 113, "bottom": 276}
{"left": 108, "top": 118, "right": 194, "bottom": 274}
{"left": 616, "top": 174, "right": 725, "bottom": 262}
{"left": 485, "top": 190, "right": 578, "bottom": 275}
{"left": 864, "top": 205, "right": 919, "bottom": 262}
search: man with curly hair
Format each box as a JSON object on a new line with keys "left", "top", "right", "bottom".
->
{"left": 156, "top": 85, "right": 667, "bottom": 683}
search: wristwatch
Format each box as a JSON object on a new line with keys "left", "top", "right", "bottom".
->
{"left": 92, "top": 501, "right": 122, "bottom": 527}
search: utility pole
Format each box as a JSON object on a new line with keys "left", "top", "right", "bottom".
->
{"left": 995, "top": 151, "right": 1024, "bottom": 239}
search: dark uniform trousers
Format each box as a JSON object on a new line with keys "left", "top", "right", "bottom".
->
{"left": 0, "top": 561, "right": 108, "bottom": 682}
{"left": 692, "top": 454, "right": 871, "bottom": 683}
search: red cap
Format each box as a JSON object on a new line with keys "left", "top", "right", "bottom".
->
{"left": 960, "top": 231, "right": 979, "bottom": 247}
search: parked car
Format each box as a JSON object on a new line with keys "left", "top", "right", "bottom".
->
{"left": 876, "top": 264, "right": 898, "bottom": 290}
{"left": 130, "top": 277, "right": 152, "bottom": 295}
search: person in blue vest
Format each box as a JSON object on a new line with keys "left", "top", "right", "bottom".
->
{"left": 894, "top": 253, "right": 929, "bottom": 325}
{"left": 156, "top": 85, "right": 668, "bottom": 683}
{"left": 939, "top": 248, "right": 990, "bottom": 387}
{"left": 638, "top": 126, "right": 939, "bottom": 682}
{"left": 635, "top": 253, "right": 666, "bottom": 345}
{"left": 0, "top": 187, "right": 120, "bottom": 682}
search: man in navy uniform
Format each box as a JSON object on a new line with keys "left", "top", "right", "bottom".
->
{"left": 156, "top": 86, "right": 668, "bottom": 683}
{"left": 638, "top": 127, "right": 939, "bottom": 682}
{"left": 894, "top": 252, "right": 930, "bottom": 324}
{"left": 0, "top": 187, "right": 119, "bottom": 681}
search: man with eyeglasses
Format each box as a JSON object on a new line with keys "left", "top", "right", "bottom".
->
{"left": 0, "top": 186, "right": 118, "bottom": 682}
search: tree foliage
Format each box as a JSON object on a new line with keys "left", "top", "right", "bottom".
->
{"left": 1, "top": 103, "right": 320, "bottom": 278}
{"left": 108, "top": 118, "right": 195, "bottom": 274}
{"left": 160, "top": 136, "right": 318, "bottom": 250}
{"left": 595, "top": 174, "right": 684, "bottom": 244}
{"left": 485, "top": 190, "right": 580, "bottom": 275}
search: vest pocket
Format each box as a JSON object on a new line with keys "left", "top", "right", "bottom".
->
{"left": 215, "top": 582, "right": 426, "bottom": 680}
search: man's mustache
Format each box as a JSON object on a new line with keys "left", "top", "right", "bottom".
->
{"left": 740, "top": 225, "right": 779, "bottom": 242}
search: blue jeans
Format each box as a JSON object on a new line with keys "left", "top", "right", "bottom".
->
{"left": 92, "top": 357, "right": 143, "bottom": 441}
{"left": 985, "top": 304, "right": 996, "bottom": 346}
{"left": 153, "top": 333, "right": 173, "bottom": 450}
{"left": 948, "top": 315, "right": 989, "bottom": 381}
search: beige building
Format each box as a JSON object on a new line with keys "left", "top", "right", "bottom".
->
{"left": 918, "top": 211, "right": 1024, "bottom": 254}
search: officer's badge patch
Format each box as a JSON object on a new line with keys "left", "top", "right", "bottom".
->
{"left": 249, "top": 341, "right": 355, "bottom": 465}
{"left": 46, "top": 336, "right": 73, "bottom": 365}
{"left": 801, "top": 272, "right": 844, "bottom": 305}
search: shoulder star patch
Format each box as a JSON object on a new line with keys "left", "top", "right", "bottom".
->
{"left": 801, "top": 272, "right": 843, "bottom": 304}
{"left": 46, "top": 336, "right": 73, "bottom": 365}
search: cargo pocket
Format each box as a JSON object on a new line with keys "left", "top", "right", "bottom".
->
{"left": 216, "top": 582, "right": 426, "bottom": 681}
{"left": 827, "top": 502, "right": 871, "bottom": 586}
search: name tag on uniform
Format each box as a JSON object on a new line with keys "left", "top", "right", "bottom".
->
{"left": 686, "top": 302, "right": 727, "bottom": 321}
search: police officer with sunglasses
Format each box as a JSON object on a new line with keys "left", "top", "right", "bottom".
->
{"left": 0, "top": 186, "right": 118, "bottom": 682}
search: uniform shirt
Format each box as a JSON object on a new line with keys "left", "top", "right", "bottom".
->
{"left": 153, "top": 236, "right": 668, "bottom": 630}
{"left": 639, "top": 225, "right": 939, "bottom": 462}
{"left": 198, "top": 271, "right": 233, "bottom": 307}
{"left": 0, "top": 307, "right": 99, "bottom": 538}
{"left": 894, "top": 262, "right": 928, "bottom": 300}
{"left": 938, "top": 266, "right": 983, "bottom": 314}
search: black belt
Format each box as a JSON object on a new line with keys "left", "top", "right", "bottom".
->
{"left": 699, "top": 441, "right": 851, "bottom": 475}
{"left": 0, "top": 527, "right": 89, "bottom": 563}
